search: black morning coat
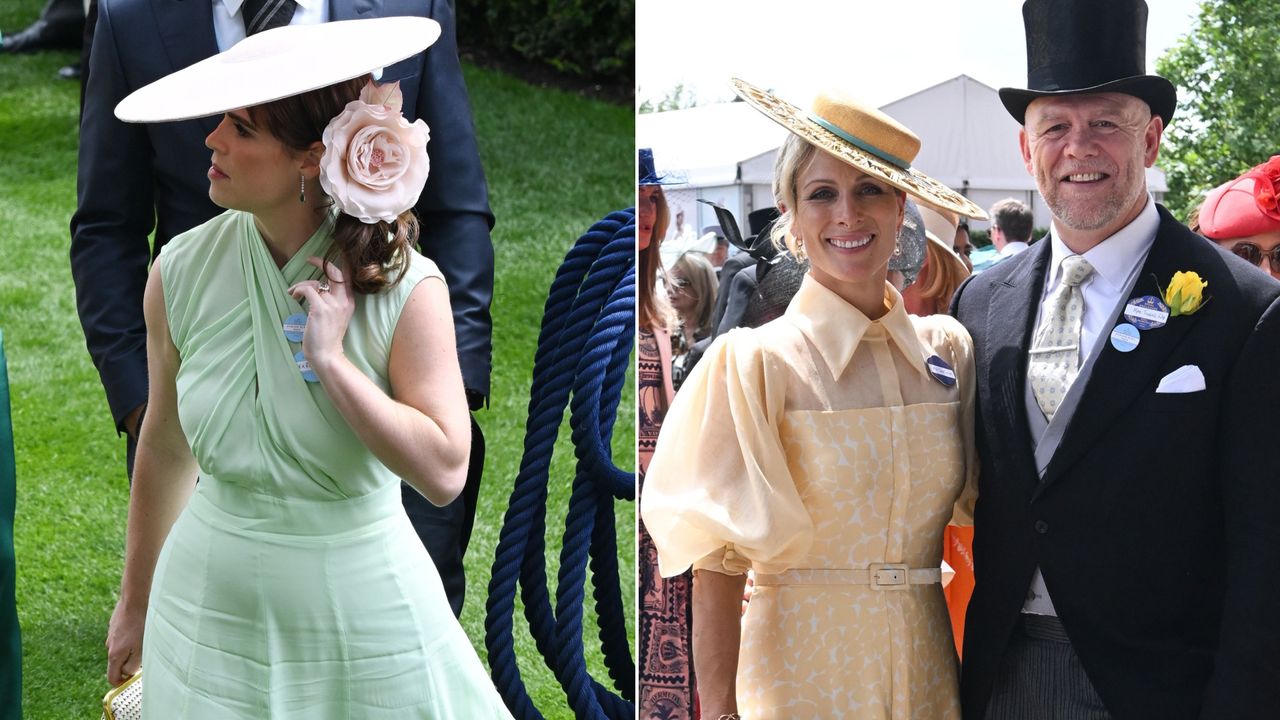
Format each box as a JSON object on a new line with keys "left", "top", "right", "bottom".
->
{"left": 952, "top": 205, "right": 1280, "bottom": 719}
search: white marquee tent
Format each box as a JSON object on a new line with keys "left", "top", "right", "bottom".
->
{"left": 637, "top": 75, "right": 1167, "bottom": 239}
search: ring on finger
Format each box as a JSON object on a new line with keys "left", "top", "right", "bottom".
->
{"left": 317, "top": 278, "right": 331, "bottom": 293}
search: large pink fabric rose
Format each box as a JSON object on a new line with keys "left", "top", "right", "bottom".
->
{"left": 1249, "top": 155, "right": 1280, "bottom": 222}
{"left": 319, "top": 81, "right": 430, "bottom": 224}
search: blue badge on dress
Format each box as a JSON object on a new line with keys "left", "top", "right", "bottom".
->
{"left": 283, "top": 313, "right": 307, "bottom": 343}
{"left": 294, "top": 351, "right": 319, "bottom": 383}
{"left": 1109, "top": 323, "right": 1141, "bottom": 353}
{"left": 1122, "top": 295, "right": 1169, "bottom": 331}
{"left": 926, "top": 355, "right": 957, "bottom": 386}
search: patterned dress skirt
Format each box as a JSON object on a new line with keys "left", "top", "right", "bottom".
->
{"left": 638, "top": 329, "right": 696, "bottom": 719}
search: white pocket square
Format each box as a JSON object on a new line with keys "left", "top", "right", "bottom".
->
{"left": 1155, "top": 365, "right": 1206, "bottom": 394}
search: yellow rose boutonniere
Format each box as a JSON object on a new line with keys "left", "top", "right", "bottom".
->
{"left": 1163, "top": 270, "right": 1209, "bottom": 316}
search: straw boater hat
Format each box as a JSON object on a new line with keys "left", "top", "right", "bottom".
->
{"left": 115, "top": 17, "right": 440, "bottom": 123}
{"left": 730, "top": 77, "right": 987, "bottom": 221}
{"left": 997, "top": 0, "right": 1177, "bottom": 126}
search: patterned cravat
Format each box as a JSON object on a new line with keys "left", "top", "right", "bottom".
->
{"left": 1028, "top": 255, "right": 1095, "bottom": 420}
{"left": 242, "top": 0, "right": 298, "bottom": 35}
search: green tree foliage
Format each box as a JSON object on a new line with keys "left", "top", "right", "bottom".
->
{"left": 457, "top": 0, "right": 634, "bottom": 86}
{"left": 638, "top": 83, "right": 699, "bottom": 114}
{"left": 1155, "top": 0, "right": 1280, "bottom": 221}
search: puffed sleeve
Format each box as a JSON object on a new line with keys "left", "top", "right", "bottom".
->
{"left": 639, "top": 328, "right": 813, "bottom": 578}
{"left": 946, "top": 320, "right": 979, "bottom": 526}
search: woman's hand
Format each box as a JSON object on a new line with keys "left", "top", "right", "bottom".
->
{"left": 105, "top": 596, "right": 145, "bottom": 686}
{"left": 288, "top": 257, "right": 355, "bottom": 374}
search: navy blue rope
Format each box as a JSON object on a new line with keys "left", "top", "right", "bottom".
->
{"left": 493, "top": 217, "right": 621, "bottom": 700}
{"left": 554, "top": 273, "right": 635, "bottom": 718}
{"left": 486, "top": 209, "right": 636, "bottom": 719}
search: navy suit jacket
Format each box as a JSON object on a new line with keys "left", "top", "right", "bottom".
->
{"left": 70, "top": 0, "right": 494, "bottom": 431}
{"left": 952, "top": 206, "right": 1280, "bottom": 719}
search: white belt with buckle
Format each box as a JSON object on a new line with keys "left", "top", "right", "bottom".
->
{"left": 753, "top": 564, "right": 942, "bottom": 591}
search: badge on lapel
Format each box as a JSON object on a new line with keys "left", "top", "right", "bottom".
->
{"left": 1111, "top": 270, "right": 1209, "bottom": 353}
{"left": 926, "top": 355, "right": 957, "bottom": 387}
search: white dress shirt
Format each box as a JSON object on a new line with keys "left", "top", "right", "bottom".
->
{"left": 1034, "top": 195, "right": 1160, "bottom": 369}
{"left": 1022, "top": 193, "right": 1159, "bottom": 617}
{"left": 213, "top": 0, "right": 327, "bottom": 52}
{"left": 998, "top": 240, "right": 1030, "bottom": 257}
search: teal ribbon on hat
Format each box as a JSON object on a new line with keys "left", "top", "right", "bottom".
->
{"left": 806, "top": 111, "right": 912, "bottom": 170}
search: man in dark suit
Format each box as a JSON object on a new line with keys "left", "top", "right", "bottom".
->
{"left": 952, "top": 1, "right": 1280, "bottom": 718}
{"left": 0, "top": 0, "right": 82, "bottom": 54}
{"left": 70, "top": 0, "right": 492, "bottom": 617}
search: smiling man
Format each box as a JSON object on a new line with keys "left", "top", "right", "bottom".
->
{"left": 951, "top": 1, "right": 1280, "bottom": 718}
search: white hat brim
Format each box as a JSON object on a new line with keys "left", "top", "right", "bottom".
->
{"left": 115, "top": 17, "right": 441, "bottom": 123}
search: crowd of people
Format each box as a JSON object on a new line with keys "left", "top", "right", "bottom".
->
{"left": 637, "top": 0, "right": 1280, "bottom": 718}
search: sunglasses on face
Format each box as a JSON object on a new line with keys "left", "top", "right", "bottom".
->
{"left": 1229, "top": 242, "right": 1280, "bottom": 269}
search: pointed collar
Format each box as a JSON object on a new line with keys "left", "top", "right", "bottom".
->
{"left": 784, "top": 275, "right": 931, "bottom": 380}
{"left": 1044, "top": 193, "right": 1159, "bottom": 297}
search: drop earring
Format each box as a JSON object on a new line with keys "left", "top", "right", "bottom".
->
{"left": 894, "top": 228, "right": 903, "bottom": 256}
{"left": 299, "top": 175, "right": 306, "bottom": 204}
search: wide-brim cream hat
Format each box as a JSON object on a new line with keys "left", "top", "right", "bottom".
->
{"left": 731, "top": 77, "right": 987, "bottom": 221}
{"left": 115, "top": 17, "right": 441, "bottom": 123}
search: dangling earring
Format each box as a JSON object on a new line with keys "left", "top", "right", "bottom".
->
{"left": 299, "top": 175, "right": 306, "bottom": 204}
{"left": 893, "top": 227, "right": 903, "bottom": 256}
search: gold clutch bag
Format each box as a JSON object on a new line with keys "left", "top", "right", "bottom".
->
{"left": 101, "top": 671, "right": 142, "bottom": 720}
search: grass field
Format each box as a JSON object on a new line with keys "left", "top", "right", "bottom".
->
{"left": 0, "top": 5, "right": 634, "bottom": 718}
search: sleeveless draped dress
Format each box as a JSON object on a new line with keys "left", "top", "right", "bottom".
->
{"left": 141, "top": 210, "right": 512, "bottom": 718}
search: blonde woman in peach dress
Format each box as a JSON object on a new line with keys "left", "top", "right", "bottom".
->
{"left": 641, "top": 79, "right": 987, "bottom": 720}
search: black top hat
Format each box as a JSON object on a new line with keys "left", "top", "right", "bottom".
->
{"left": 747, "top": 207, "right": 780, "bottom": 238}
{"left": 697, "top": 200, "right": 782, "bottom": 262}
{"left": 998, "top": 0, "right": 1176, "bottom": 126}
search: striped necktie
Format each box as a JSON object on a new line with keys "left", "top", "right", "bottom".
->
{"left": 242, "top": 0, "right": 298, "bottom": 36}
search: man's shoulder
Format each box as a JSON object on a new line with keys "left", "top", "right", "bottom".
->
{"left": 96, "top": 0, "right": 209, "bottom": 69}
{"left": 100, "top": 0, "right": 146, "bottom": 14}
{"left": 1153, "top": 206, "right": 1280, "bottom": 313}
{"left": 99, "top": 0, "right": 160, "bottom": 26}
{"left": 723, "top": 253, "right": 754, "bottom": 276}
{"left": 957, "top": 243, "right": 1039, "bottom": 299}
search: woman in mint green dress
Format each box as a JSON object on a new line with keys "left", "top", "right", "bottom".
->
{"left": 102, "top": 19, "right": 512, "bottom": 718}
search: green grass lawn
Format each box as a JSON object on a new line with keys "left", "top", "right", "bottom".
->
{"left": 0, "top": 7, "right": 634, "bottom": 718}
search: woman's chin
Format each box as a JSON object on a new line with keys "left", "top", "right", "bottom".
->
{"left": 207, "top": 189, "right": 236, "bottom": 211}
